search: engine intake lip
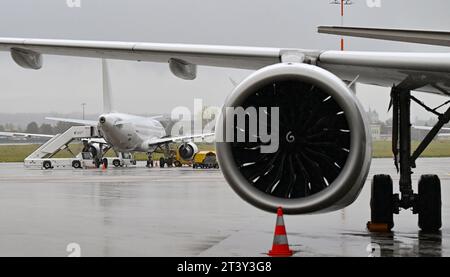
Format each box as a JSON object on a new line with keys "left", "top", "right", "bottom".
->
{"left": 179, "top": 145, "right": 194, "bottom": 160}
{"left": 215, "top": 63, "right": 371, "bottom": 214}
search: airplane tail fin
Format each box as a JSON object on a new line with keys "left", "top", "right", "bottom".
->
{"left": 102, "top": 59, "right": 113, "bottom": 113}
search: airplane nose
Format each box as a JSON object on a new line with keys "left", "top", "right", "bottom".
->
{"left": 99, "top": 116, "right": 106, "bottom": 124}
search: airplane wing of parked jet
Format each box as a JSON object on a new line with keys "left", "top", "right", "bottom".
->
{"left": 147, "top": 133, "right": 215, "bottom": 146}
{"left": 1, "top": 32, "right": 450, "bottom": 95}
{"left": 45, "top": 117, "right": 98, "bottom": 126}
{"left": 0, "top": 131, "right": 54, "bottom": 138}
{"left": 0, "top": 131, "right": 108, "bottom": 143}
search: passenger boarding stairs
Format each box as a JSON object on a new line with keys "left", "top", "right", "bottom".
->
{"left": 26, "top": 126, "right": 100, "bottom": 160}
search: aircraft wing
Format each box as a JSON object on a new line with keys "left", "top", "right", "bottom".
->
{"left": 1, "top": 31, "right": 450, "bottom": 95}
{"left": 46, "top": 117, "right": 98, "bottom": 126}
{"left": 0, "top": 131, "right": 54, "bottom": 138}
{"left": 318, "top": 26, "right": 450, "bottom": 47}
{"left": 147, "top": 133, "right": 215, "bottom": 146}
{"left": 412, "top": 125, "right": 450, "bottom": 131}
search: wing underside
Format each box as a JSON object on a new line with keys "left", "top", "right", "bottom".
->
{"left": 45, "top": 117, "right": 98, "bottom": 126}
{"left": 0, "top": 131, "right": 54, "bottom": 138}
{"left": 147, "top": 133, "right": 215, "bottom": 146}
{"left": 1, "top": 36, "right": 450, "bottom": 95}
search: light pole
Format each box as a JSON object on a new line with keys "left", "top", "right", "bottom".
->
{"left": 330, "top": 0, "right": 353, "bottom": 51}
{"left": 81, "top": 103, "right": 86, "bottom": 120}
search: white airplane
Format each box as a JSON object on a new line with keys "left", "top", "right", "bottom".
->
{"left": 1, "top": 26, "right": 450, "bottom": 232}
{"left": 47, "top": 59, "right": 214, "bottom": 167}
{"left": 2, "top": 60, "right": 214, "bottom": 167}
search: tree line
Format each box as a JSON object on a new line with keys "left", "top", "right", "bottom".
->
{"left": 0, "top": 121, "right": 74, "bottom": 135}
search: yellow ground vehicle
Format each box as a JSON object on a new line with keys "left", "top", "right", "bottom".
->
{"left": 192, "top": 151, "right": 219, "bottom": 169}
{"left": 172, "top": 149, "right": 192, "bottom": 167}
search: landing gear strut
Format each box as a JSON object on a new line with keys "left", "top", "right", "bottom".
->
{"left": 161, "top": 144, "right": 174, "bottom": 168}
{"left": 370, "top": 86, "right": 444, "bottom": 232}
{"left": 154, "top": 143, "right": 175, "bottom": 168}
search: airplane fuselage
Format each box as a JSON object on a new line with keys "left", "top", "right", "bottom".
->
{"left": 97, "top": 113, "right": 166, "bottom": 152}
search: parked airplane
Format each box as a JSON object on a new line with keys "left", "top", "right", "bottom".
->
{"left": 1, "top": 26, "right": 450, "bottom": 232}
{"left": 2, "top": 60, "right": 214, "bottom": 167}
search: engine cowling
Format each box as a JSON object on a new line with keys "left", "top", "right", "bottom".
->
{"left": 178, "top": 142, "right": 199, "bottom": 161}
{"left": 215, "top": 63, "right": 372, "bottom": 215}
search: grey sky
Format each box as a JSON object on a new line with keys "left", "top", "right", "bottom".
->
{"left": 1, "top": 0, "right": 450, "bottom": 121}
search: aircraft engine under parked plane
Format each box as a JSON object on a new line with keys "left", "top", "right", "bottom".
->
{"left": 216, "top": 63, "right": 372, "bottom": 214}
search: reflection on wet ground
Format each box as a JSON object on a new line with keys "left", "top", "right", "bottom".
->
{"left": 343, "top": 231, "right": 443, "bottom": 257}
{"left": 0, "top": 158, "right": 449, "bottom": 256}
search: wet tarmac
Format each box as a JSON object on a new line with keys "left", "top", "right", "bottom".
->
{"left": 0, "top": 158, "right": 449, "bottom": 257}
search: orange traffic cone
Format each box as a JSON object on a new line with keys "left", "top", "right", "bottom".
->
{"left": 268, "top": 207, "right": 293, "bottom": 257}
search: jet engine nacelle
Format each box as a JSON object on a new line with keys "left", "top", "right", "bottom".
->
{"left": 215, "top": 63, "right": 372, "bottom": 215}
{"left": 178, "top": 142, "right": 199, "bottom": 161}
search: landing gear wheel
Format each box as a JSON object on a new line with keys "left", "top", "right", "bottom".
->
{"left": 159, "top": 157, "right": 165, "bottom": 168}
{"left": 166, "top": 158, "right": 173, "bottom": 167}
{"left": 370, "top": 174, "right": 394, "bottom": 231}
{"left": 72, "top": 160, "right": 82, "bottom": 169}
{"left": 174, "top": 160, "right": 182, "bottom": 167}
{"left": 113, "top": 159, "right": 121, "bottom": 168}
{"left": 418, "top": 175, "right": 442, "bottom": 232}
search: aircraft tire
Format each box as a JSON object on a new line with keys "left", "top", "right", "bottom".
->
{"left": 418, "top": 175, "right": 442, "bottom": 232}
{"left": 370, "top": 174, "right": 394, "bottom": 230}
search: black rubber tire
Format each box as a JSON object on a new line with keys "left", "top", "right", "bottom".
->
{"left": 370, "top": 174, "right": 394, "bottom": 230}
{"left": 43, "top": 161, "right": 52, "bottom": 170}
{"left": 167, "top": 158, "right": 173, "bottom": 168}
{"left": 72, "top": 160, "right": 81, "bottom": 169}
{"left": 159, "top": 157, "right": 165, "bottom": 168}
{"left": 174, "top": 160, "right": 182, "bottom": 167}
{"left": 113, "top": 159, "right": 121, "bottom": 168}
{"left": 418, "top": 175, "right": 442, "bottom": 232}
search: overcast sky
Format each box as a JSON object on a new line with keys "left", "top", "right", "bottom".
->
{"left": 1, "top": 0, "right": 450, "bottom": 121}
